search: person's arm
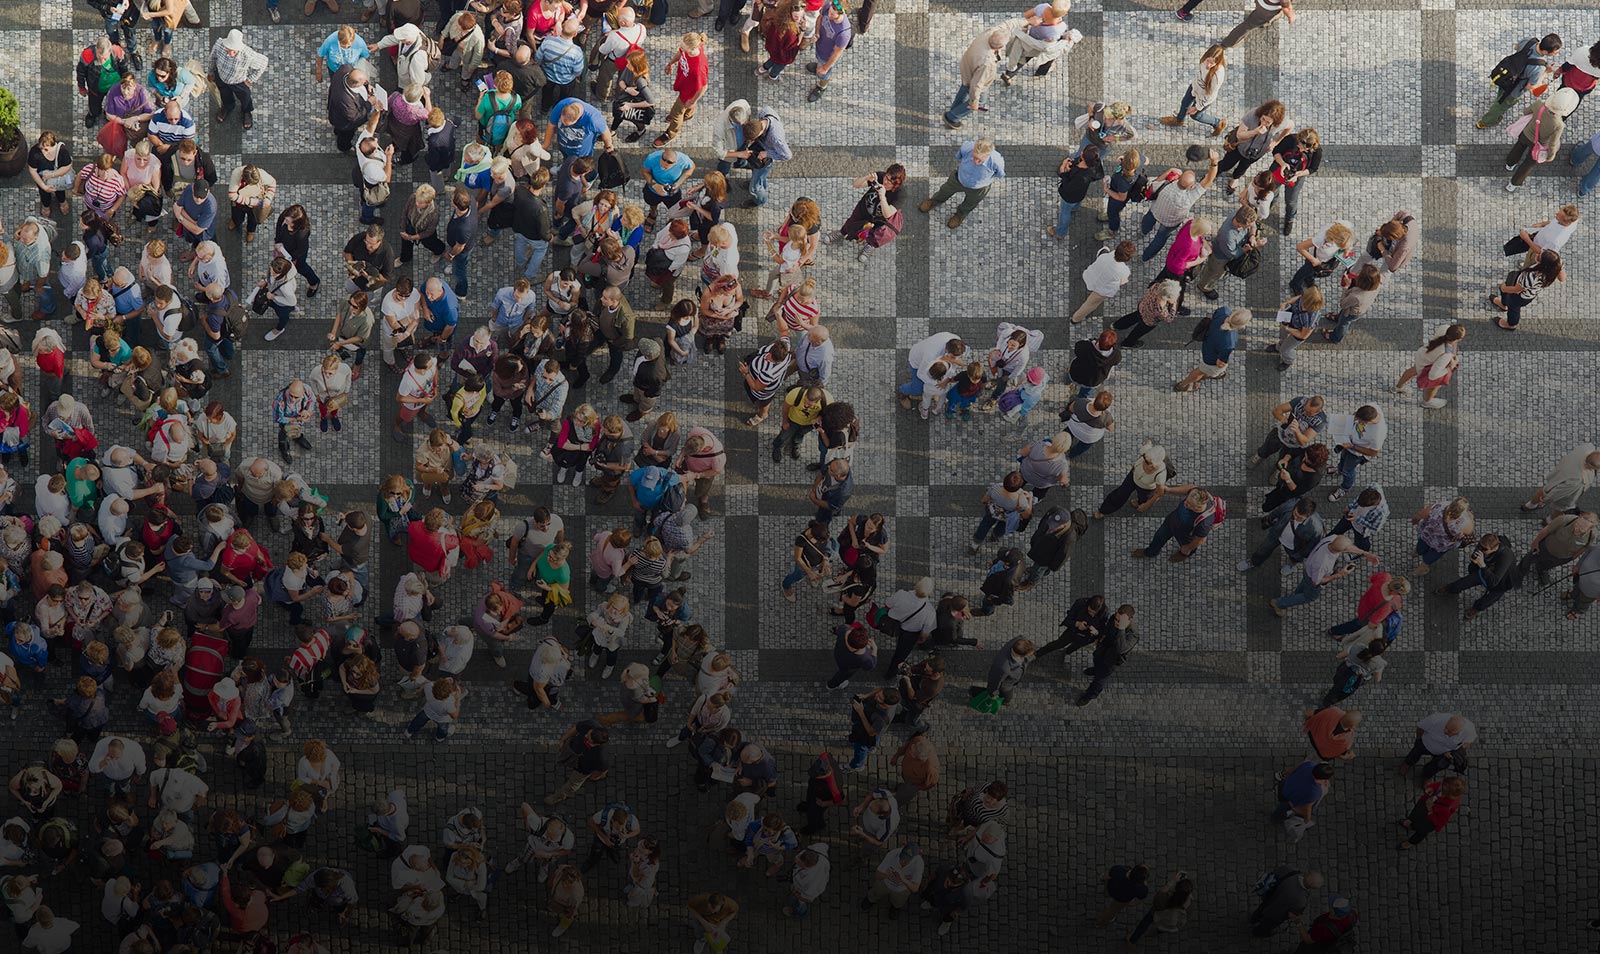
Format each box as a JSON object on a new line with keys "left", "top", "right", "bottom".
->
{"left": 1198, "top": 149, "right": 1220, "bottom": 189}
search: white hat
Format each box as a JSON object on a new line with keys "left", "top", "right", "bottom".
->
{"left": 222, "top": 30, "right": 245, "bottom": 52}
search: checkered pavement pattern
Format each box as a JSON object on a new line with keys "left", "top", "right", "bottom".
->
{"left": 0, "top": 0, "right": 1597, "bottom": 950}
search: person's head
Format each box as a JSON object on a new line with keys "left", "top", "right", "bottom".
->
{"left": 1440, "top": 776, "right": 1466, "bottom": 799}
{"left": 1256, "top": 98, "right": 1287, "bottom": 126}
{"left": 1535, "top": 248, "right": 1564, "bottom": 285}
{"left": 1292, "top": 497, "right": 1318, "bottom": 520}
{"left": 1090, "top": 390, "right": 1114, "bottom": 412}
{"left": 1001, "top": 471, "right": 1024, "bottom": 493}
{"left": 1357, "top": 638, "right": 1388, "bottom": 662}
{"left": 1311, "top": 762, "right": 1336, "bottom": 781}
{"left": 1184, "top": 488, "right": 1213, "bottom": 513}
{"left": 1223, "top": 306, "right": 1253, "bottom": 330}
{"left": 971, "top": 138, "right": 995, "bottom": 163}
{"left": 1302, "top": 444, "right": 1329, "bottom": 470}
{"left": 1539, "top": 32, "right": 1563, "bottom": 55}
{"left": 1177, "top": 169, "right": 1198, "bottom": 190}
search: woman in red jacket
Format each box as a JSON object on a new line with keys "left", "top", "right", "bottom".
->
{"left": 219, "top": 529, "right": 274, "bottom": 586}
{"left": 756, "top": 3, "right": 806, "bottom": 81}
{"left": 1396, "top": 775, "right": 1464, "bottom": 849}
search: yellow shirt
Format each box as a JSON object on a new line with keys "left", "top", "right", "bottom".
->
{"left": 783, "top": 387, "right": 830, "bottom": 427}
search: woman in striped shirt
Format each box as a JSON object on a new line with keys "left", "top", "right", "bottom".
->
{"left": 772, "top": 278, "right": 820, "bottom": 335}
{"left": 947, "top": 780, "right": 1009, "bottom": 835}
{"left": 738, "top": 337, "right": 793, "bottom": 426}
{"left": 77, "top": 155, "right": 128, "bottom": 222}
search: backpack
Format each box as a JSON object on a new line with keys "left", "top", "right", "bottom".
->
{"left": 598, "top": 150, "right": 631, "bottom": 189}
{"left": 224, "top": 303, "right": 248, "bottom": 340}
{"left": 1206, "top": 497, "right": 1227, "bottom": 527}
{"left": 1225, "top": 243, "right": 1262, "bottom": 278}
{"left": 1559, "top": 61, "right": 1599, "bottom": 94}
{"left": 481, "top": 95, "right": 518, "bottom": 145}
{"left": 1489, "top": 39, "right": 1537, "bottom": 90}
{"left": 1187, "top": 313, "right": 1214, "bottom": 344}
{"left": 1253, "top": 870, "right": 1285, "bottom": 897}
{"left": 643, "top": 247, "right": 674, "bottom": 277}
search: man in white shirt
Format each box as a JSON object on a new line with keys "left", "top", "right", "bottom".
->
{"left": 33, "top": 474, "right": 71, "bottom": 524}
{"left": 866, "top": 843, "right": 925, "bottom": 912}
{"left": 147, "top": 757, "right": 210, "bottom": 820}
{"left": 879, "top": 578, "right": 939, "bottom": 674}
{"left": 1070, "top": 240, "right": 1135, "bottom": 322}
{"left": 1270, "top": 533, "right": 1377, "bottom": 618}
{"left": 594, "top": 8, "right": 647, "bottom": 102}
{"left": 898, "top": 333, "right": 969, "bottom": 419}
{"left": 89, "top": 737, "right": 147, "bottom": 795}
{"left": 1401, "top": 712, "right": 1476, "bottom": 782}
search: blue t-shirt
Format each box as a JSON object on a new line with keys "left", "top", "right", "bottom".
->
{"left": 1200, "top": 310, "right": 1238, "bottom": 366}
{"left": 642, "top": 150, "right": 693, "bottom": 190}
{"left": 549, "top": 99, "right": 607, "bottom": 157}
{"left": 181, "top": 191, "right": 218, "bottom": 235}
{"left": 318, "top": 34, "right": 371, "bottom": 73}
{"left": 630, "top": 466, "right": 678, "bottom": 508}
{"left": 1280, "top": 761, "right": 1323, "bottom": 807}
{"left": 423, "top": 285, "right": 460, "bottom": 334}
{"left": 1165, "top": 501, "right": 1215, "bottom": 542}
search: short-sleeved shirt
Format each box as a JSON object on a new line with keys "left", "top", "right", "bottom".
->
{"left": 1151, "top": 182, "right": 1205, "bottom": 227}
{"left": 1278, "top": 396, "right": 1327, "bottom": 444}
{"left": 1279, "top": 760, "right": 1325, "bottom": 808}
{"left": 1302, "top": 536, "right": 1341, "bottom": 584}
{"left": 642, "top": 150, "right": 693, "bottom": 190}
{"left": 1166, "top": 501, "right": 1215, "bottom": 543}
{"left": 563, "top": 721, "right": 607, "bottom": 772}
{"left": 548, "top": 99, "right": 607, "bottom": 157}
{"left": 343, "top": 236, "right": 394, "bottom": 285}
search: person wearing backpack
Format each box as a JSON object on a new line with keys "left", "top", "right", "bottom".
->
{"left": 1249, "top": 867, "right": 1321, "bottom": 937}
{"left": 1292, "top": 897, "right": 1357, "bottom": 950}
{"left": 1131, "top": 488, "right": 1221, "bottom": 564}
{"left": 475, "top": 71, "right": 524, "bottom": 149}
{"left": 1478, "top": 33, "right": 1562, "bottom": 129}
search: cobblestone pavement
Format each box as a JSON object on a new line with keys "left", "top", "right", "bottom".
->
{"left": 2, "top": 0, "right": 1599, "bottom": 951}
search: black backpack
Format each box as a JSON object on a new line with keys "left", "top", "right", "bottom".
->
{"left": 1489, "top": 39, "right": 1537, "bottom": 90}
{"left": 1188, "top": 311, "right": 1215, "bottom": 344}
{"left": 1226, "top": 244, "right": 1262, "bottom": 278}
{"left": 597, "top": 150, "right": 630, "bottom": 189}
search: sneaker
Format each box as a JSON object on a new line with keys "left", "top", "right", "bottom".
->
{"left": 829, "top": 679, "right": 850, "bottom": 690}
{"left": 1248, "top": 453, "right": 1261, "bottom": 465}
{"left": 602, "top": 665, "right": 614, "bottom": 678}
{"left": 943, "top": 116, "right": 963, "bottom": 130}
{"left": 1327, "top": 488, "right": 1346, "bottom": 502}
{"left": 1505, "top": 183, "right": 1518, "bottom": 193}
{"left": 938, "top": 922, "right": 952, "bottom": 936}
{"left": 269, "top": 6, "right": 281, "bottom": 20}
{"left": 1280, "top": 563, "right": 1300, "bottom": 577}
{"left": 1420, "top": 397, "right": 1447, "bottom": 409}
{"left": 487, "top": 410, "right": 498, "bottom": 425}
{"left": 1093, "top": 229, "right": 1115, "bottom": 241}
{"left": 587, "top": 652, "right": 600, "bottom": 668}
{"left": 1175, "top": 8, "right": 1191, "bottom": 18}
{"left": 332, "top": 416, "right": 342, "bottom": 432}
{"left": 264, "top": 328, "right": 284, "bottom": 341}
{"left": 509, "top": 418, "right": 522, "bottom": 432}
{"left": 664, "top": 736, "right": 683, "bottom": 748}
{"left": 1235, "top": 559, "right": 1253, "bottom": 572}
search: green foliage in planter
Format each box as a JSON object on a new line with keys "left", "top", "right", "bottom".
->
{"left": 0, "top": 87, "right": 19, "bottom": 151}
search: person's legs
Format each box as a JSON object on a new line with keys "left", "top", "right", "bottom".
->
{"left": 1054, "top": 199, "right": 1079, "bottom": 236}
{"left": 1142, "top": 521, "right": 1174, "bottom": 555}
{"left": 748, "top": 163, "right": 773, "bottom": 206}
{"left": 1337, "top": 450, "right": 1362, "bottom": 491}
{"left": 953, "top": 183, "right": 990, "bottom": 218}
{"left": 1579, "top": 141, "right": 1600, "bottom": 195}
{"left": 1219, "top": 8, "right": 1274, "bottom": 48}
{"left": 926, "top": 171, "right": 963, "bottom": 208}
{"left": 1478, "top": 90, "right": 1517, "bottom": 127}
{"left": 1141, "top": 221, "right": 1175, "bottom": 262}
{"left": 1069, "top": 290, "right": 1107, "bottom": 322}
{"left": 945, "top": 85, "right": 973, "bottom": 126}
{"left": 971, "top": 511, "right": 1000, "bottom": 544}
{"left": 1272, "top": 574, "right": 1321, "bottom": 611}
{"left": 1326, "top": 310, "right": 1359, "bottom": 343}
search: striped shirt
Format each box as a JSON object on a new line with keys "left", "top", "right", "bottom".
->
{"left": 745, "top": 344, "right": 792, "bottom": 401}
{"left": 954, "top": 789, "right": 1009, "bottom": 828}
{"left": 627, "top": 545, "right": 667, "bottom": 585}
{"left": 147, "top": 111, "right": 197, "bottom": 144}
{"left": 78, "top": 167, "right": 127, "bottom": 209}
{"left": 289, "top": 630, "right": 330, "bottom": 680}
{"left": 778, "top": 293, "right": 820, "bottom": 334}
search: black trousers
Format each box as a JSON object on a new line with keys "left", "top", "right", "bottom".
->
{"left": 216, "top": 80, "right": 255, "bottom": 117}
{"left": 1035, "top": 631, "right": 1096, "bottom": 658}
{"left": 1097, "top": 469, "right": 1155, "bottom": 517}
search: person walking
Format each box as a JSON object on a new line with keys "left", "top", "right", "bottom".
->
{"left": 1410, "top": 496, "right": 1475, "bottom": 577}
{"left": 1069, "top": 241, "right": 1136, "bottom": 322}
{"left": 1239, "top": 497, "right": 1322, "bottom": 576}
{"left": 208, "top": 30, "right": 268, "bottom": 130}
{"left": 1132, "top": 488, "right": 1221, "bottom": 563}
{"left": 1398, "top": 711, "right": 1476, "bottom": 783}
{"left": 1160, "top": 45, "right": 1228, "bottom": 136}
{"left": 1327, "top": 404, "right": 1386, "bottom": 502}
{"left": 1124, "top": 870, "right": 1195, "bottom": 948}
{"left": 1504, "top": 87, "right": 1579, "bottom": 192}
{"left": 1518, "top": 509, "right": 1595, "bottom": 586}
{"left": 1219, "top": 0, "right": 1294, "bottom": 50}
{"left": 1478, "top": 33, "right": 1562, "bottom": 128}
{"left": 1049, "top": 146, "right": 1103, "bottom": 240}
{"left": 1140, "top": 153, "right": 1220, "bottom": 261}
{"left": 944, "top": 24, "right": 1007, "bottom": 129}
{"left": 1076, "top": 605, "right": 1137, "bottom": 706}
{"left": 1490, "top": 248, "right": 1564, "bottom": 329}
{"left": 919, "top": 138, "right": 1006, "bottom": 230}
{"left": 1271, "top": 533, "right": 1378, "bottom": 618}
{"left": 1397, "top": 776, "right": 1465, "bottom": 850}
{"left": 1249, "top": 867, "right": 1321, "bottom": 937}
{"left": 1522, "top": 444, "right": 1600, "bottom": 514}
{"left": 1173, "top": 306, "right": 1249, "bottom": 393}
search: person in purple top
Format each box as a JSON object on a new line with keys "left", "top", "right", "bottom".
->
{"left": 806, "top": 0, "right": 854, "bottom": 102}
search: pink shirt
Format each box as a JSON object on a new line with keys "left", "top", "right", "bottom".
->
{"left": 1165, "top": 223, "right": 1208, "bottom": 276}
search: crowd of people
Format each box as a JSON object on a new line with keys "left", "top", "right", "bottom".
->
{"left": 0, "top": 0, "right": 1586, "bottom": 950}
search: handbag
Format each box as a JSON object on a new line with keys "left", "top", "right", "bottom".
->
{"left": 361, "top": 181, "right": 392, "bottom": 207}
{"left": 966, "top": 689, "right": 1003, "bottom": 714}
{"left": 248, "top": 285, "right": 269, "bottom": 315}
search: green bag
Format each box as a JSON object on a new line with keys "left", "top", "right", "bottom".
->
{"left": 354, "top": 826, "right": 381, "bottom": 852}
{"left": 967, "top": 690, "right": 1003, "bottom": 715}
{"left": 282, "top": 859, "right": 312, "bottom": 888}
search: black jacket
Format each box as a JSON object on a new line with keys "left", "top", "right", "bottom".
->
{"left": 1068, "top": 339, "right": 1121, "bottom": 387}
{"left": 327, "top": 66, "right": 374, "bottom": 133}
{"left": 1027, "top": 507, "right": 1089, "bottom": 571}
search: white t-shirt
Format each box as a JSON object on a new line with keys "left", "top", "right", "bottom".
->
{"left": 355, "top": 132, "right": 387, "bottom": 186}
{"left": 138, "top": 687, "right": 181, "bottom": 717}
{"left": 1303, "top": 536, "right": 1341, "bottom": 584}
{"left": 148, "top": 767, "right": 208, "bottom": 812}
{"left": 1532, "top": 218, "right": 1579, "bottom": 253}
{"left": 908, "top": 332, "right": 963, "bottom": 373}
{"left": 877, "top": 848, "right": 925, "bottom": 891}
{"left": 297, "top": 752, "right": 343, "bottom": 792}
{"left": 397, "top": 364, "right": 436, "bottom": 401}
{"left": 89, "top": 738, "right": 147, "bottom": 782}
{"left": 23, "top": 918, "right": 79, "bottom": 954}
{"left": 1082, "top": 247, "right": 1132, "bottom": 298}
{"left": 33, "top": 475, "right": 71, "bottom": 523}
{"left": 1307, "top": 220, "right": 1354, "bottom": 264}
{"left": 726, "top": 792, "right": 761, "bottom": 839}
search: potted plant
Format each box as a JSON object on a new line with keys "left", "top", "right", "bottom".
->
{"left": 0, "top": 86, "right": 24, "bottom": 178}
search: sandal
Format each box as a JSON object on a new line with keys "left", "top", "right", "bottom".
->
{"left": 1487, "top": 294, "right": 1506, "bottom": 312}
{"left": 745, "top": 415, "right": 764, "bottom": 426}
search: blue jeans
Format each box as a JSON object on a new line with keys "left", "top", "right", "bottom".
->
{"left": 782, "top": 562, "right": 810, "bottom": 591}
{"left": 945, "top": 84, "right": 973, "bottom": 125}
{"left": 1140, "top": 211, "right": 1176, "bottom": 262}
{"left": 515, "top": 236, "right": 549, "bottom": 280}
{"left": 847, "top": 742, "right": 872, "bottom": 770}
{"left": 89, "top": 245, "right": 112, "bottom": 281}
{"left": 1573, "top": 139, "right": 1600, "bottom": 195}
{"left": 1336, "top": 449, "right": 1364, "bottom": 490}
{"left": 1176, "top": 87, "right": 1221, "bottom": 130}
{"left": 1055, "top": 199, "right": 1080, "bottom": 237}
{"left": 406, "top": 711, "right": 450, "bottom": 741}
{"left": 1066, "top": 437, "right": 1099, "bottom": 459}
{"left": 897, "top": 363, "right": 923, "bottom": 396}
{"left": 1143, "top": 520, "right": 1180, "bottom": 555}
{"left": 204, "top": 336, "right": 235, "bottom": 374}
{"left": 749, "top": 162, "right": 773, "bottom": 206}
{"left": 1273, "top": 572, "right": 1322, "bottom": 610}
{"left": 450, "top": 251, "right": 470, "bottom": 297}
{"left": 1325, "top": 310, "right": 1360, "bottom": 343}
{"left": 1415, "top": 537, "right": 1450, "bottom": 566}
{"left": 760, "top": 59, "right": 787, "bottom": 79}
{"left": 1105, "top": 197, "right": 1128, "bottom": 232}
{"left": 1075, "top": 384, "right": 1095, "bottom": 399}
{"left": 972, "top": 511, "right": 1008, "bottom": 543}
{"left": 359, "top": 197, "right": 383, "bottom": 224}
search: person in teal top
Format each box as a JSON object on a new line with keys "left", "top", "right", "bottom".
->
{"left": 66, "top": 457, "right": 101, "bottom": 512}
{"left": 529, "top": 543, "right": 574, "bottom": 625}
{"left": 314, "top": 27, "right": 372, "bottom": 83}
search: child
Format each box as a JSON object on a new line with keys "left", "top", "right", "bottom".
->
{"left": 944, "top": 362, "right": 988, "bottom": 420}
{"left": 999, "top": 366, "right": 1048, "bottom": 423}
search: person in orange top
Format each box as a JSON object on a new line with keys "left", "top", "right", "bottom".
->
{"left": 1397, "top": 776, "right": 1465, "bottom": 850}
{"left": 220, "top": 870, "right": 270, "bottom": 932}
{"left": 1302, "top": 706, "right": 1361, "bottom": 762}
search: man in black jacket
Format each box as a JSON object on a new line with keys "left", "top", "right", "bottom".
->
{"left": 328, "top": 66, "right": 381, "bottom": 153}
{"left": 1077, "top": 605, "right": 1137, "bottom": 705}
{"left": 1434, "top": 533, "right": 1518, "bottom": 620}
{"left": 1034, "top": 594, "right": 1109, "bottom": 658}
{"left": 512, "top": 170, "right": 553, "bottom": 282}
